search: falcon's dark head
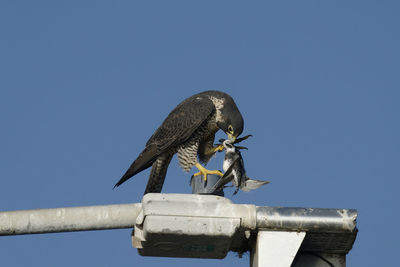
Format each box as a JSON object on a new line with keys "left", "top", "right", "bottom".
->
{"left": 208, "top": 91, "right": 244, "bottom": 142}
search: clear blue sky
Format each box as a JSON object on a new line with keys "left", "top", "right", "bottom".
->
{"left": 1, "top": 1, "right": 399, "bottom": 266}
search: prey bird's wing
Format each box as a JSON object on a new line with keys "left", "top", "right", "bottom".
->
{"left": 242, "top": 178, "right": 270, "bottom": 192}
{"left": 115, "top": 95, "right": 215, "bottom": 188}
{"left": 209, "top": 157, "right": 240, "bottom": 193}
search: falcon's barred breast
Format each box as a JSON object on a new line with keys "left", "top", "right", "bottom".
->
{"left": 114, "top": 90, "right": 244, "bottom": 195}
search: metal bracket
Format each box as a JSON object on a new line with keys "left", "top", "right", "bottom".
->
{"left": 132, "top": 193, "right": 256, "bottom": 259}
{"left": 251, "top": 231, "right": 306, "bottom": 267}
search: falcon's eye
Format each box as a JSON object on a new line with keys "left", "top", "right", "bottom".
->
{"left": 228, "top": 125, "right": 234, "bottom": 134}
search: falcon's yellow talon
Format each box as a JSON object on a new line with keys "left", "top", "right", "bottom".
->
{"left": 214, "top": 144, "right": 224, "bottom": 153}
{"left": 194, "top": 163, "right": 223, "bottom": 181}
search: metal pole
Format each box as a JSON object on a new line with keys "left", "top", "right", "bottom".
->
{"left": 191, "top": 174, "right": 224, "bottom": 196}
{"left": 0, "top": 203, "right": 141, "bottom": 236}
{"left": 256, "top": 206, "right": 357, "bottom": 233}
{"left": 0, "top": 194, "right": 358, "bottom": 265}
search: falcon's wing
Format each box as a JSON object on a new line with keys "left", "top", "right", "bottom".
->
{"left": 114, "top": 95, "right": 215, "bottom": 188}
{"left": 147, "top": 95, "right": 215, "bottom": 149}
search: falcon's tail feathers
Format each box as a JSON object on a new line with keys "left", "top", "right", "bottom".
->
{"left": 114, "top": 145, "right": 159, "bottom": 188}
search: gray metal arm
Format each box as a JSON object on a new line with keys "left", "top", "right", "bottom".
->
{"left": 0, "top": 194, "right": 358, "bottom": 266}
{"left": 0, "top": 203, "right": 141, "bottom": 235}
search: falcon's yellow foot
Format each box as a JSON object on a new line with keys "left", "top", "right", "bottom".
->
{"left": 213, "top": 144, "right": 224, "bottom": 153}
{"left": 193, "top": 163, "right": 223, "bottom": 181}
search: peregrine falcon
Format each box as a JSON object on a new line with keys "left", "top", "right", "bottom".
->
{"left": 114, "top": 90, "right": 244, "bottom": 194}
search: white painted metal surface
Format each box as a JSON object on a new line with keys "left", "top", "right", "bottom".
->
{"left": 133, "top": 193, "right": 256, "bottom": 258}
{"left": 0, "top": 193, "right": 357, "bottom": 265}
{"left": 251, "top": 231, "right": 306, "bottom": 267}
{"left": 0, "top": 203, "right": 141, "bottom": 235}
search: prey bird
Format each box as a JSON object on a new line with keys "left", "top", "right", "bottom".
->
{"left": 211, "top": 137, "right": 269, "bottom": 195}
{"left": 114, "top": 91, "right": 244, "bottom": 195}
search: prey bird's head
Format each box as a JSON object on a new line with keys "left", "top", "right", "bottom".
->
{"left": 222, "top": 139, "right": 235, "bottom": 152}
{"left": 221, "top": 139, "right": 248, "bottom": 153}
